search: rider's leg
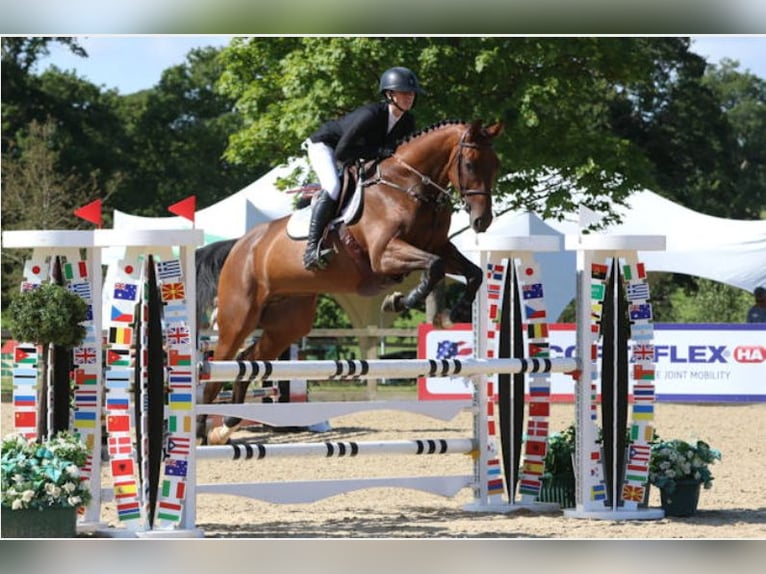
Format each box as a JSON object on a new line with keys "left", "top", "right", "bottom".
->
{"left": 304, "top": 190, "right": 338, "bottom": 270}
{"left": 304, "top": 140, "right": 340, "bottom": 270}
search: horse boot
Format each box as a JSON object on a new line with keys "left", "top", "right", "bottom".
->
{"left": 303, "top": 189, "right": 338, "bottom": 270}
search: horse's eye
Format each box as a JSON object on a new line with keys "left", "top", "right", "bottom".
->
{"left": 464, "top": 161, "right": 475, "bottom": 173}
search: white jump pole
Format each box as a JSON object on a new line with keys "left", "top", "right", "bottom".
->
{"left": 564, "top": 233, "right": 665, "bottom": 521}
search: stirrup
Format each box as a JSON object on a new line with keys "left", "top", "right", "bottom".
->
{"left": 304, "top": 245, "right": 332, "bottom": 271}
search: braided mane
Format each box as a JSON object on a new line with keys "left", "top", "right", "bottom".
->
{"left": 396, "top": 119, "right": 468, "bottom": 147}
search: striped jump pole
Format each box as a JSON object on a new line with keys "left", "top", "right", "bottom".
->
{"left": 196, "top": 438, "right": 476, "bottom": 461}
{"left": 199, "top": 357, "right": 577, "bottom": 383}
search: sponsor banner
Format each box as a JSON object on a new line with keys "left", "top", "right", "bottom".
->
{"left": 418, "top": 323, "right": 766, "bottom": 403}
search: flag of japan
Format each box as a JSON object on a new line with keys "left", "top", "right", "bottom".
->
{"left": 23, "top": 259, "right": 48, "bottom": 281}
{"left": 521, "top": 262, "right": 541, "bottom": 281}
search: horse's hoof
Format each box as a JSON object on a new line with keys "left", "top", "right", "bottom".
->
{"left": 207, "top": 426, "right": 232, "bottom": 446}
{"left": 381, "top": 292, "right": 403, "bottom": 313}
{"left": 433, "top": 309, "right": 454, "bottom": 329}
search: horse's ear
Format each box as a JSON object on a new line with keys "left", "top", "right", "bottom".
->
{"left": 484, "top": 122, "right": 504, "bottom": 139}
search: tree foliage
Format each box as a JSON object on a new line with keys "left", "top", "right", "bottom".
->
{"left": 216, "top": 37, "right": 710, "bottom": 222}
{"left": 8, "top": 283, "right": 87, "bottom": 348}
{"left": 116, "top": 47, "right": 262, "bottom": 215}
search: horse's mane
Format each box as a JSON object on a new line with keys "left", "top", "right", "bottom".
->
{"left": 396, "top": 119, "right": 468, "bottom": 148}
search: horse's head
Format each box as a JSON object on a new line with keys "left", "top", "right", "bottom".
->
{"left": 450, "top": 120, "right": 503, "bottom": 233}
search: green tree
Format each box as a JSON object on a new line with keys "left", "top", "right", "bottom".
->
{"left": 702, "top": 59, "right": 766, "bottom": 220}
{"left": 1, "top": 119, "right": 98, "bottom": 309}
{"left": 666, "top": 278, "right": 751, "bottom": 323}
{"left": 117, "top": 47, "right": 262, "bottom": 215}
{"left": 1, "top": 37, "right": 87, "bottom": 155}
{"left": 217, "top": 37, "right": 705, "bottom": 221}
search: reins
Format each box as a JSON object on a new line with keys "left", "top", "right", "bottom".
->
{"left": 363, "top": 125, "right": 492, "bottom": 207}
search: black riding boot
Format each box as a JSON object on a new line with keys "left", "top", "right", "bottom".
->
{"left": 303, "top": 190, "right": 338, "bottom": 270}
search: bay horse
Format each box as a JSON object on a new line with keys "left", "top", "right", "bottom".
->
{"left": 196, "top": 119, "right": 503, "bottom": 444}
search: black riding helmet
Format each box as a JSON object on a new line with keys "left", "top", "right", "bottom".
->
{"left": 379, "top": 67, "right": 425, "bottom": 98}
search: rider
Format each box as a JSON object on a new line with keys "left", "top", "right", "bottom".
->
{"left": 302, "top": 66, "right": 425, "bottom": 270}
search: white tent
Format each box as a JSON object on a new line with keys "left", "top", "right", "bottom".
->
{"left": 450, "top": 189, "right": 766, "bottom": 314}
{"left": 111, "top": 161, "right": 297, "bottom": 245}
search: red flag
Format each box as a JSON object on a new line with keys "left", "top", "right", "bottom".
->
{"left": 168, "top": 196, "right": 196, "bottom": 223}
{"left": 74, "top": 199, "right": 102, "bottom": 227}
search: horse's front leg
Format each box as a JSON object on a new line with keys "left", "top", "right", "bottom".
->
{"left": 442, "top": 242, "right": 483, "bottom": 324}
{"left": 376, "top": 239, "right": 445, "bottom": 314}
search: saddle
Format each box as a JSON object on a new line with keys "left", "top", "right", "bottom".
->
{"left": 286, "top": 163, "right": 366, "bottom": 240}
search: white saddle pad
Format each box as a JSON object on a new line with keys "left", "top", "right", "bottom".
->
{"left": 286, "top": 184, "right": 364, "bottom": 240}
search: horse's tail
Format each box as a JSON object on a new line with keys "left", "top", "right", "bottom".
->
{"left": 195, "top": 238, "right": 238, "bottom": 329}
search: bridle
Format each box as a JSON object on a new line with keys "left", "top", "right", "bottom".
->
{"left": 365, "top": 126, "right": 493, "bottom": 207}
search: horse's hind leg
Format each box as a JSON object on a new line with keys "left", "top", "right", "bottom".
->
{"left": 197, "top": 283, "right": 263, "bottom": 444}
{"left": 206, "top": 296, "right": 318, "bottom": 444}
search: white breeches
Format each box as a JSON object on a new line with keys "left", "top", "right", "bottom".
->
{"left": 305, "top": 139, "right": 341, "bottom": 200}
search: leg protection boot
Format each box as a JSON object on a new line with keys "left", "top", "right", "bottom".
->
{"left": 303, "top": 190, "right": 338, "bottom": 270}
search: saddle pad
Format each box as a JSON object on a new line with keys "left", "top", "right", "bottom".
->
{"left": 286, "top": 184, "right": 364, "bottom": 240}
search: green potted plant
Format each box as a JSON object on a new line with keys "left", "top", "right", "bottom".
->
{"left": 537, "top": 424, "right": 577, "bottom": 508}
{"left": 648, "top": 438, "right": 721, "bottom": 517}
{"left": 1, "top": 431, "right": 93, "bottom": 537}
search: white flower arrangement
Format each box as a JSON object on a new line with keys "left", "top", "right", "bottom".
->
{"left": 648, "top": 438, "right": 721, "bottom": 493}
{"left": 1, "top": 432, "right": 92, "bottom": 511}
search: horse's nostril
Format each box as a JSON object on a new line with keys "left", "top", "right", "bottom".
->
{"left": 472, "top": 214, "right": 492, "bottom": 233}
